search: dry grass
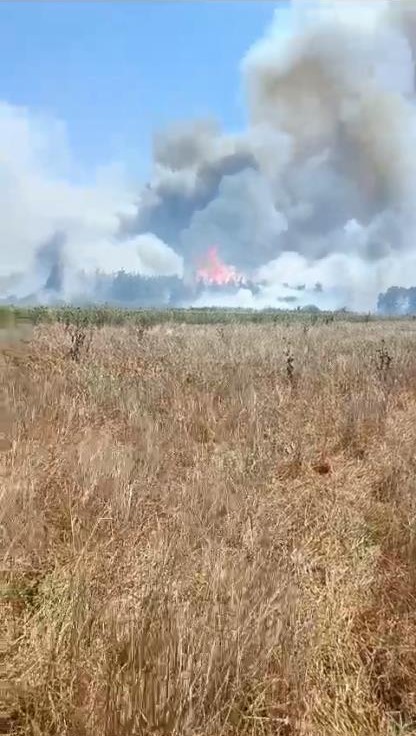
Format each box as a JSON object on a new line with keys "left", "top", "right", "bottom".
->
{"left": 2, "top": 320, "right": 416, "bottom": 734}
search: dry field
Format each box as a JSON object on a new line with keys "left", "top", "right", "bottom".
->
{"left": 2, "top": 320, "right": 416, "bottom": 735}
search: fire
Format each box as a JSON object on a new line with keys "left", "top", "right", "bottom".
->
{"left": 196, "top": 246, "right": 246, "bottom": 287}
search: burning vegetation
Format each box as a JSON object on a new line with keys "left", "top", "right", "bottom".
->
{"left": 195, "top": 246, "right": 247, "bottom": 288}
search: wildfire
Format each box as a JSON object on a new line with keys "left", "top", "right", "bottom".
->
{"left": 196, "top": 246, "right": 246, "bottom": 287}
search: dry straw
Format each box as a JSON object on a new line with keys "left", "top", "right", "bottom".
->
{"left": 2, "top": 317, "right": 416, "bottom": 735}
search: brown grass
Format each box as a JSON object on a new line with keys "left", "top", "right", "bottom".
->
{"left": 2, "top": 320, "right": 416, "bottom": 735}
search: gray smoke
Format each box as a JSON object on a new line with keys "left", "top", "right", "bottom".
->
{"left": 3, "top": 1, "right": 416, "bottom": 310}
{"left": 127, "top": 0, "right": 416, "bottom": 310}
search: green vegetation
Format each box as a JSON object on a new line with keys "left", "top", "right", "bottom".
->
{"left": 0, "top": 303, "right": 382, "bottom": 327}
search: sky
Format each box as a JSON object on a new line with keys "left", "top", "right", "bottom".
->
{"left": 0, "top": 1, "right": 279, "bottom": 181}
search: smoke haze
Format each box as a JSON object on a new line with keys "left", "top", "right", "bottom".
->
{"left": 2, "top": 0, "right": 416, "bottom": 311}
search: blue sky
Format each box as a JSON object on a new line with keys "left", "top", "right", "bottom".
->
{"left": 0, "top": 2, "right": 280, "bottom": 179}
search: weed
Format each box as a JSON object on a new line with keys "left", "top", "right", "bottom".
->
{"left": 285, "top": 345, "right": 295, "bottom": 385}
{"left": 376, "top": 339, "right": 393, "bottom": 380}
{"left": 65, "top": 323, "right": 93, "bottom": 362}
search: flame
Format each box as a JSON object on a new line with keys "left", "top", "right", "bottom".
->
{"left": 196, "top": 246, "right": 246, "bottom": 286}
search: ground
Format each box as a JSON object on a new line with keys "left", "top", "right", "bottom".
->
{"left": 2, "top": 318, "right": 416, "bottom": 735}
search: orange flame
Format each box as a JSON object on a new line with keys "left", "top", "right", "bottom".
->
{"left": 196, "top": 246, "right": 246, "bottom": 286}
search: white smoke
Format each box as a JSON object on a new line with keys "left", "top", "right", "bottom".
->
{"left": 0, "top": 103, "right": 182, "bottom": 301}
{"left": 2, "top": 0, "right": 416, "bottom": 310}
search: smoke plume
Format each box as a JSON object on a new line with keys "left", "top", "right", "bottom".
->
{"left": 3, "top": 1, "right": 416, "bottom": 310}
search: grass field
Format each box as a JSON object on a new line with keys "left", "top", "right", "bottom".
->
{"left": 0, "top": 304, "right": 380, "bottom": 328}
{"left": 2, "top": 317, "right": 416, "bottom": 734}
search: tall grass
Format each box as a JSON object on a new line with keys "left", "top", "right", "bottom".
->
{"left": 2, "top": 319, "right": 416, "bottom": 734}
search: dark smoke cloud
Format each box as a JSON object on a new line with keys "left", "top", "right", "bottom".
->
{"left": 37, "top": 232, "right": 66, "bottom": 294}
{"left": 3, "top": 1, "right": 416, "bottom": 311}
